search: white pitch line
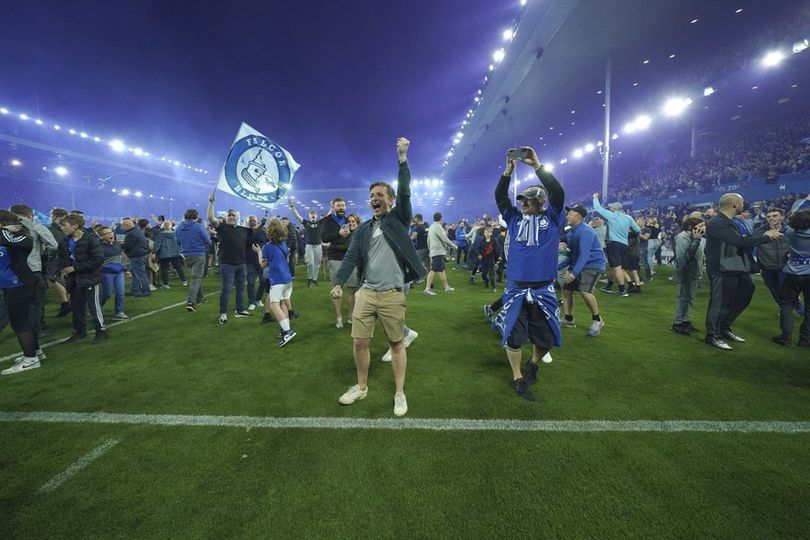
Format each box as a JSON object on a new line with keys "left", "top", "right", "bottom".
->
{"left": 0, "top": 291, "right": 220, "bottom": 363}
{"left": 2, "top": 411, "right": 809, "bottom": 433}
{"left": 38, "top": 438, "right": 120, "bottom": 493}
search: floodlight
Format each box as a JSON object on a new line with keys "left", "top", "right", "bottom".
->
{"left": 761, "top": 50, "right": 786, "bottom": 67}
{"left": 35, "top": 119, "right": 43, "bottom": 125}
{"left": 520, "top": 0, "right": 527, "bottom": 5}
{"left": 794, "top": 39, "right": 809, "bottom": 54}
{"left": 69, "top": 129, "right": 77, "bottom": 135}
{"left": 133, "top": 147, "right": 144, "bottom": 156}
{"left": 109, "top": 139, "right": 126, "bottom": 152}
{"left": 80, "top": 132, "right": 88, "bottom": 138}
{"left": 624, "top": 123, "right": 637, "bottom": 134}
{"left": 121, "top": 189, "right": 130, "bottom": 196}
{"left": 488, "top": 64, "right": 495, "bottom": 71}
{"left": 611, "top": 133, "right": 619, "bottom": 140}
{"left": 53, "top": 125, "right": 61, "bottom": 130}
{"left": 10, "top": 159, "right": 21, "bottom": 167}
{"left": 560, "top": 158, "right": 567, "bottom": 164}
{"left": 662, "top": 97, "right": 693, "bottom": 116}
{"left": 135, "top": 191, "right": 143, "bottom": 197}
{"left": 93, "top": 136, "right": 101, "bottom": 142}
{"left": 173, "top": 160, "right": 180, "bottom": 166}
{"left": 573, "top": 149, "right": 584, "bottom": 159}
{"left": 19, "top": 113, "right": 28, "bottom": 120}
{"left": 634, "top": 115, "right": 652, "bottom": 130}
{"left": 455, "top": 132, "right": 463, "bottom": 138}
{"left": 584, "top": 143, "right": 595, "bottom": 152}
{"left": 54, "top": 166, "right": 68, "bottom": 176}
{"left": 0, "top": 107, "right": 8, "bottom": 114}
{"left": 703, "top": 86, "right": 715, "bottom": 96}
{"left": 502, "top": 29, "right": 513, "bottom": 41}
{"left": 544, "top": 164, "right": 554, "bottom": 172}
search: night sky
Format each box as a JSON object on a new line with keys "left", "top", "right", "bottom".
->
{"left": 1, "top": 0, "right": 519, "bottom": 190}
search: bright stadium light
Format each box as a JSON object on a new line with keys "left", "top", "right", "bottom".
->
{"left": 10, "top": 159, "right": 21, "bottom": 167}
{"left": 488, "top": 64, "right": 495, "bottom": 71}
{"left": 109, "top": 139, "right": 126, "bottom": 152}
{"left": 35, "top": 119, "right": 43, "bottom": 125}
{"left": 560, "top": 158, "right": 568, "bottom": 164}
{"left": 93, "top": 136, "right": 101, "bottom": 142}
{"left": 611, "top": 133, "right": 619, "bottom": 140}
{"left": 662, "top": 96, "right": 693, "bottom": 116}
{"left": 703, "top": 86, "right": 715, "bottom": 96}
{"left": 624, "top": 122, "right": 637, "bottom": 134}
{"left": 120, "top": 189, "right": 130, "bottom": 196}
{"left": 54, "top": 166, "right": 68, "bottom": 176}
{"left": 134, "top": 191, "right": 143, "bottom": 197}
{"left": 19, "top": 113, "right": 29, "bottom": 120}
{"left": 133, "top": 147, "right": 144, "bottom": 156}
{"left": 521, "top": 0, "right": 527, "bottom": 5}
{"left": 493, "top": 49, "right": 505, "bottom": 63}
{"left": 545, "top": 163, "right": 554, "bottom": 172}
{"left": 53, "top": 124, "right": 61, "bottom": 130}
{"left": 584, "top": 143, "right": 595, "bottom": 152}
{"left": 80, "top": 132, "right": 88, "bottom": 138}
{"left": 0, "top": 107, "right": 8, "bottom": 114}
{"left": 573, "top": 148, "right": 584, "bottom": 159}
{"left": 761, "top": 50, "right": 786, "bottom": 67}
{"left": 794, "top": 39, "right": 809, "bottom": 54}
{"left": 502, "top": 28, "right": 514, "bottom": 41}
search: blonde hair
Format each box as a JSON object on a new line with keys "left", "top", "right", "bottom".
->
{"left": 265, "top": 219, "right": 288, "bottom": 243}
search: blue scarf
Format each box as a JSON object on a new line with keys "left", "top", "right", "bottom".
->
{"left": 331, "top": 214, "right": 347, "bottom": 227}
{"left": 492, "top": 281, "right": 561, "bottom": 348}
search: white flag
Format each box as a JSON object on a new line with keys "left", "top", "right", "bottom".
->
{"left": 215, "top": 123, "right": 301, "bottom": 209}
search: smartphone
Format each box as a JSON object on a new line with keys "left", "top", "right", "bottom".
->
{"left": 508, "top": 148, "right": 529, "bottom": 161}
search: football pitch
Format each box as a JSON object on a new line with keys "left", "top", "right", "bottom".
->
{"left": 1, "top": 266, "right": 808, "bottom": 538}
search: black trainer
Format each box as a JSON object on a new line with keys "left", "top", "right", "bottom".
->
{"left": 260, "top": 314, "right": 276, "bottom": 325}
{"left": 64, "top": 332, "right": 88, "bottom": 343}
{"left": 771, "top": 335, "right": 791, "bottom": 346}
{"left": 289, "top": 310, "right": 300, "bottom": 319}
{"left": 683, "top": 321, "right": 700, "bottom": 332}
{"left": 521, "top": 360, "right": 539, "bottom": 385}
{"left": 186, "top": 302, "right": 196, "bottom": 312}
{"left": 798, "top": 339, "right": 810, "bottom": 348}
{"left": 55, "top": 303, "right": 72, "bottom": 317}
{"left": 92, "top": 331, "right": 108, "bottom": 345}
{"left": 670, "top": 323, "right": 690, "bottom": 336}
{"left": 510, "top": 378, "right": 535, "bottom": 401}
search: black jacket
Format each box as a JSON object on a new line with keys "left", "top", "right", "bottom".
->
{"left": 69, "top": 233, "right": 104, "bottom": 287}
{"left": 123, "top": 226, "right": 150, "bottom": 257}
{"left": 705, "top": 213, "right": 771, "bottom": 275}
{"left": 321, "top": 215, "right": 352, "bottom": 261}
{"left": 335, "top": 161, "right": 427, "bottom": 285}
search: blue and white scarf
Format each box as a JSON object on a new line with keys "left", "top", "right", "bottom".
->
{"left": 515, "top": 214, "right": 550, "bottom": 246}
{"left": 492, "top": 281, "right": 561, "bottom": 348}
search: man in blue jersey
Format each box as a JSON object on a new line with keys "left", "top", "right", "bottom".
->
{"left": 592, "top": 193, "right": 640, "bottom": 297}
{"left": 561, "top": 205, "right": 607, "bottom": 337}
{"left": 492, "top": 146, "right": 565, "bottom": 401}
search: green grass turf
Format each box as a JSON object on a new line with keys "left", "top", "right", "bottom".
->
{"left": 0, "top": 264, "right": 808, "bottom": 537}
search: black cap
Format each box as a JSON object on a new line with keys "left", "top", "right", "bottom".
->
{"left": 565, "top": 205, "right": 587, "bottom": 218}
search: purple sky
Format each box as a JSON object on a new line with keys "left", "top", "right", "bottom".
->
{"left": 1, "top": 0, "right": 519, "bottom": 190}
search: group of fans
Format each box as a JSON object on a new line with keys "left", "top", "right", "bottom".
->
{"left": 1, "top": 139, "right": 809, "bottom": 413}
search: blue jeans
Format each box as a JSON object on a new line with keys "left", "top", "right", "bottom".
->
{"left": 101, "top": 271, "right": 125, "bottom": 314}
{"left": 762, "top": 268, "right": 804, "bottom": 313}
{"left": 129, "top": 255, "right": 150, "bottom": 296}
{"left": 220, "top": 263, "right": 246, "bottom": 314}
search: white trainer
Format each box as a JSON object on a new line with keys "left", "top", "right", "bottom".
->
{"left": 444, "top": 287, "right": 455, "bottom": 293}
{"left": 423, "top": 289, "right": 437, "bottom": 296}
{"left": 248, "top": 303, "right": 256, "bottom": 311}
{"left": 382, "top": 330, "right": 419, "bottom": 362}
{"left": 335, "top": 318, "right": 344, "bottom": 329}
{"left": 541, "top": 352, "right": 552, "bottom": 363}
{"left": 339, "top": 385, "right": 368, "bottom": 405}
{"left": 394, "top": 392, "right": 408, "bottom": 417}
{"left": 256, "top": 299, "right": 264, "bottom": 307}
{"left": 2, "top": 357, "right": 41, "bottom": 375}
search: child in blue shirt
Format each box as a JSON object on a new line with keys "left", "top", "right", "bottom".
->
{"left": 253, "top": 219, "right": 296, "bottom": 347}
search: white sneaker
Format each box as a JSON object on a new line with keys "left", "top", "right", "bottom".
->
{"left": 423, "top": 289, "right": 437, "bottom": 296}
{"left": 2, "top": 357, "right": 41, "bottom": 375}
{"left": 248, "top": 303, "right": 256, "bottom": 311}
{"left": 336, "top": 319, "right": 344, "bottom": 329}
{"left": 219, "top": 313, "right": 228, "bottom": 325}
{"left": 182, "top": 281, "right": 188, "bottom": 286}
{"left": 339, "top": 385, "right": 368, "bottom": 405}
{"left": 382, "top": 330, "right": 418, "bottom": 362}
{"left": 256, "top": 299, "right": 264, "bottom": 307}
{"left": 444, "top": 287, "right": 455, "bottom": 293}
{"left": 541, "top": 352, "right": 552, "bottom": 363}
{"left": 149, "top": 284, "right": 158, "bottom": 291}
{"left": 394, "top": 392, "right": 408, "bottom": 417}
{"left": 403, "top": 329, "right": 419, "bottom": 348}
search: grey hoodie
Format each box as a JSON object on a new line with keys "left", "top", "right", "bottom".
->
{"left": 784, "top": 198, "right": 810, "bottom": 276}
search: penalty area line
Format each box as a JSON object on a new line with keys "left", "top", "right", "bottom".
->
{"left": 0, "top": 291, "right": 220, "bottom": 363}
{"left": 38, "top": 438, "right": 120, "bottom": 494}
{"left": 2, "top": 411, "right": 810, "bottom": 434}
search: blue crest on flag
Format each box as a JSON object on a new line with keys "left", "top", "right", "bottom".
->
{"left": 224, "top": 134, "right": 292, "bottom": 205}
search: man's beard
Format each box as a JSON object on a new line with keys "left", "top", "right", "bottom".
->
{"left": 336, "top": 210, "right": 346, "bottom": 217}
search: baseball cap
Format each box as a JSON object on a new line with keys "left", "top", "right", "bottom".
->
{"left": 565, "top": 205, "right": 587, "bottom": 217}
{"left": 607, "top": 201, "right": 623, "bottom": 210}
{"left": 516, "top": 185, "right": 547, "bottom": 201}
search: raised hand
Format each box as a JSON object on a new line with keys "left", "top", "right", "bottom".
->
{"left": 397, "top": 137, "right": 410, "bottom": 160}
{"left": 519, "top": 146, "right": 541, "bottom": 169}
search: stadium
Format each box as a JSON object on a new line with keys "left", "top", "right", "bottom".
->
{"left": 1, "top": 0, "right": 809, "bottom": 537}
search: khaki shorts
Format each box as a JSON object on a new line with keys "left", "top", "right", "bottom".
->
{"left": 351, "top": 288, "right": 406, "bottom": 342}
{"left": 328, "top": 259, "right": 359, "bottom": 288}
